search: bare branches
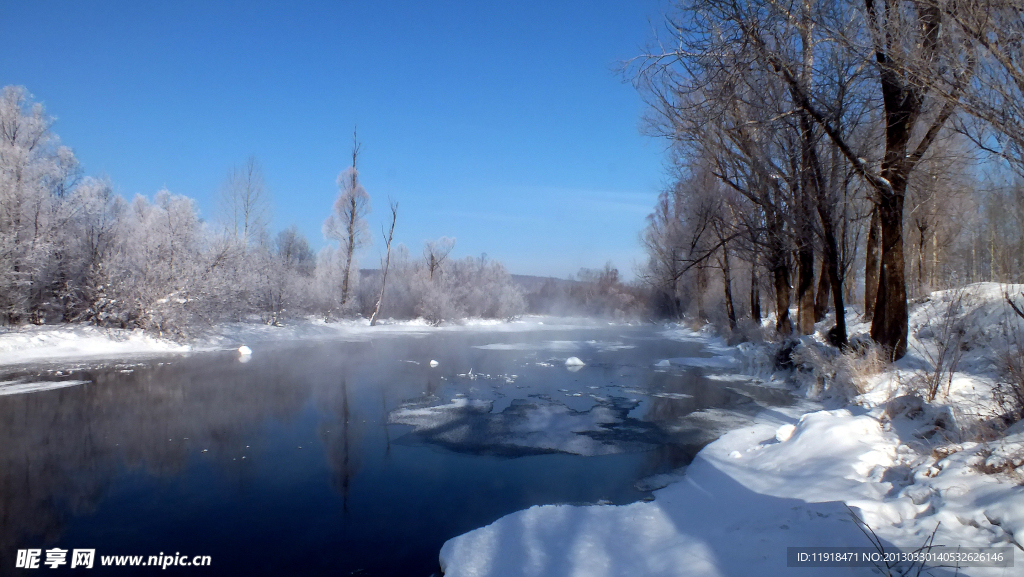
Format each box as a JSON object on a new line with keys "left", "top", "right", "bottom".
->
{"left": 220, "top": 155, "right": 269, "bottom": 244}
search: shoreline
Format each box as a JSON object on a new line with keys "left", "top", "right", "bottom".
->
{"left": 0, "top": 315, "right": 627, "bottom": 369}
{"left": 439, "top": 285, "right": 1024, "bottom": 577}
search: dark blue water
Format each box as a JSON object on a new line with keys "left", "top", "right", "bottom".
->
{"left": 0, "top": 325, "right": 791, "bottom": 576}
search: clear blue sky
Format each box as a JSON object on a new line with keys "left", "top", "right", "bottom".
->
{"left": 0, "top": 0, "right": 669, "bottom": 279}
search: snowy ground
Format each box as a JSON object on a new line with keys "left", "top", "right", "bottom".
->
{"left": 440, "top": 283, "right": 1024, "bottom": 577}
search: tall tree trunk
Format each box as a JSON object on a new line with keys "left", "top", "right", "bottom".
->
{"left": 340, "top": 221, "right": 355, "bottom": 307}
{"left": 773, "top": 262, "right": 792, "bottom": 336}
{"left": 864, "top": 206, "right": 881, "bottom": 320}
{"left": 720, "top": 246, "right": 737, "bottom": 330}
{"left": 814, "top": 253, "right": 831, "bottom": 322}
{"left": 917, "top": 222, "right": 928, "bottom": 295}
{"left": 930, "top": 228, "right": 939, "bottom": 287}
{"left": 750, "top": 265, "right": 761, "bottom": 323}
{"left": 695, "top": 263, "right": 708, "bottom": 322}
{"left": 870, "top": 187, "right": 908, "bottom": 360}
{"left": 796, "top": 245, "right": 815, "bottom": 334}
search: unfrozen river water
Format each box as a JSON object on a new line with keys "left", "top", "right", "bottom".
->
{"left": 0, "top": 324, "right": 792, "bottom": 576}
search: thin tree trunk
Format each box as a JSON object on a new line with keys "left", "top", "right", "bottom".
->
{"left": 750, "top": 265, "right": 761, "bottom": 323}
{"left": 773, "top": 262, "right": 792, "bottom": 336}
{"left": 917, "top": 223, "right": 927, "bottom": 295}
{"left": 797, "top": 245, "right": 815, "bottom": 334}
{"left": 864, "top": 205, "right": 881, "bottom": 320}
{"left": 369, "top": 203, "right": 398, "bottom": 327}
{"left": 695, "top": 263, "right": 707, "bottom": 322}
{"left": 720, "top": 246, "right": 737, "bottom": 330}
{"left": 930, "top": 228, "right": 938, "bottom": 287}
{"left": 814, "top": 253, "right": 830, "bottom": 322}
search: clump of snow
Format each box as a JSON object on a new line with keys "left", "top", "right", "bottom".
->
{"left": 565, "top": 356, "right": 585, "bottom": 367}
{"left": 429, "top": 359, "right": 439, "bottom": 368}
{"left": 774, "top": 423, "right": 796, "bottom": 442}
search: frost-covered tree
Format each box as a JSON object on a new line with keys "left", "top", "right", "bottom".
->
{"left": 61, "top": 177, "right": 125, "bottom": 321}
{"left": 323, "top": 130, "right": 370, "bottom": 311}
{"left": 0, "top": 86, "right": 80, "bottom": 324}
{"left": 255, "top": 225, "right": 315, "bottom": 325}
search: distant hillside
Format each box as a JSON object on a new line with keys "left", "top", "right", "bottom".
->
{"left": 359, "top": 270, "right": 578, "bottom": 292}
{"left": 510, "top": 274, "right": 579, "bottom": 293}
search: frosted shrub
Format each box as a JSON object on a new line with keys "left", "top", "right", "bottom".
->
{"left": 789, "top": 335, "right": 888, "bottom": 402}
{"left": 417, "top": 274, "right": 463, "bottom": 325}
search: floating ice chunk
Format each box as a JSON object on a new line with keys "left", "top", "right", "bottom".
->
{"left": 634, "top": 469, "right": 688, "bottom": 491}
{"left": 657, "top": 356, "right": 738, "bottom": 369}
{"left": 565, "top": 357, "right": 585, "bottom": 367}
{"left": 238, "top": 345, "right": 252, "bottom": 355}
{"left": 429, "top": 360, "right": 439, "bottom": 368}
{"left": 0, "top": 379, "right": 88, "bottom": 396}
{"left": 651, "top": 392, "right": 694, "bottom": 400}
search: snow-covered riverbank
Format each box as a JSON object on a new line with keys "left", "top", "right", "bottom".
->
{"left": 440, "top": 284, "right": 1024, "bottom": 577}
{"left": 0, "top": 315, "right": 616, "bottom": 368}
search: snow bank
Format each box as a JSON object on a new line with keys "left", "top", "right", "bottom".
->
{"left": 441, "top": 404, "right": 1022, "bottom": 576}
{"left": 0, "top": 324, "right": 190, "bottom": 366}
{"left": 441, "top": 406, "right": 884, "bottom": 577}
{"left": 441, "top": 284, "right": 1024, "bottom": 576}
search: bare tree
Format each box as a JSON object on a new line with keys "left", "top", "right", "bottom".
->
{"left": 220, "top": 155, "right": 268, "bottom": 245}
{"left": 323, "top": 129, "right": 371, "bottom": 309}
{"left": 634, "top": 0, "right": 970, "bottom": 357}
{"left": 423, "top": 236, "right": 455, "bottom": 281}
{"left": 369, "top": 201, "right": 397, "bottom": 327}
{"left": 940, "top": 0, "right": 1024, "bottom": 176}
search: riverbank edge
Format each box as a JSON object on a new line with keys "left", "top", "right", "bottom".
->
{"left": 438, "top": 283, "right": 1024, "bottom": 577}
{"left": 0, "top": 315, "right": 627, "bottom": 368}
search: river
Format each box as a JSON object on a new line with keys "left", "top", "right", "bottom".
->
{"left": 0, "top": 323, "right": 791, "bottom": 576}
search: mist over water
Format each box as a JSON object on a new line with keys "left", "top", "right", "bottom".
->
{"left": 0, "top": 324, "right": 792, "bottom": 576}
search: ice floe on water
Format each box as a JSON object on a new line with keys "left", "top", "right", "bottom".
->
{"left": 633, "top": 468, "right": 688, "bottom": 492}
{"left": 649, "top": 391, "right": 693, "bottom": 400}
{"left": 388, "top": 394, "right": 664, "bottom": 457}
{"left": 473, "top": 340, "right": 634, "bottom": 353}
{"left": 0, "top": 379, "right": 89, "bottom": 396}
{"left": 655, "top": 356, "right": 739, "bottom": 369}
{"left": 473, "top": 340, "right": 582, "bottom": 351}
